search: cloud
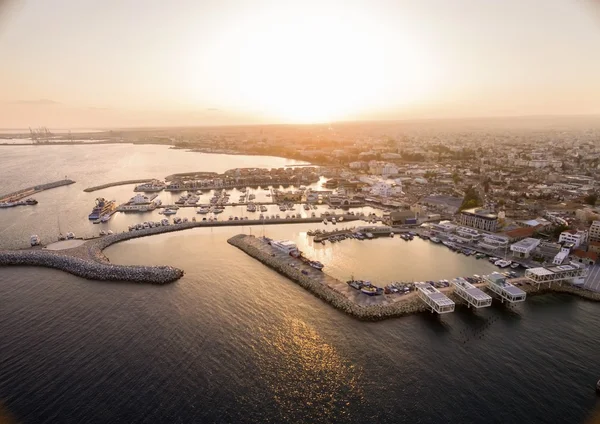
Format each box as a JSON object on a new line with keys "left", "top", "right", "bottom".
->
{"left": 10, "top": 99, "right": 61, "bottom": 105}
{"left": 205, "top": 108, "right": 220, "bottom": 111}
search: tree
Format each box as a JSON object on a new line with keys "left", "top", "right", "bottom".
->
{"left": 452, "top": 172, "right": 461, "bottom": 184}
{"left": 424, "top": 171, "right": 437, "bottom": 180}
{"left": 584, "top": 193, "right": 597, "bottom": 206}
{"left": 552, "top": 225, "right": 569, "bottom": 239}
{"left": 459, "top": 185, "right": 482, "bottom": 211}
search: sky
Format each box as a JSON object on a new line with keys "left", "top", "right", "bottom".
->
{"left": 0, "top": 0, "right": 600, "bottom": 128}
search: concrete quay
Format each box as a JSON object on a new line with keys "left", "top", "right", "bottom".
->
{"left": 83, "top": 179, "right": 154, "bottom": 192}
{"left": 227, "top": 234, "right": 429, "bottom": 320}
{"left": 0, "top": 179, "right": 75, "bottom": 202}
{"left": 228, "top": 234, "right": 600, "bottom": 320}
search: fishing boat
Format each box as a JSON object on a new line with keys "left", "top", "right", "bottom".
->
{"left": 309, "top": 261, "right": 324, "bottom": 270}
{"left": 361, "top": 285, "right": 383, "bottom": 296}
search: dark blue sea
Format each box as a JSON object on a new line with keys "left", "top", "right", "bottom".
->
{"left": 1, "top": 229, "right": 600, "bottom": 424}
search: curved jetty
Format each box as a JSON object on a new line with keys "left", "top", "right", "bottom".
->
{"left": 83, "top": 179, "right": 154, "bottom": 192}
{"left": 0, "top": 227, "right": 186, "bottom": 284}
{"left": 227, "top": 234, "right": 429, "bottom": 320}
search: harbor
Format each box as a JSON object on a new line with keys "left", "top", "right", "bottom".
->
{"left": 227, "top": 234, "right": 600, "bottom": 321}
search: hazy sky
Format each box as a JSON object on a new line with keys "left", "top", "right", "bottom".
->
{"left": 1, "top": 0, "right": 600, "bottom": 128}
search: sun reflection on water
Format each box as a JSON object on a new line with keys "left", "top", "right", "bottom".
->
{"left": 255, "top": 317, "right": 364, "bottom": 422}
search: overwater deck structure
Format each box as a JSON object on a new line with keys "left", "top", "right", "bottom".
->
{"left": 415, "top": 283, "right": 455, "bottom": 314}
{"left": 484, "top": 272, "right": 526, "bottom": 303}
{"left": 451, "top": 277, "right": 492, "bottom": 308}
{"left": 524, "top": 264, "right": 587, "bottom": 289}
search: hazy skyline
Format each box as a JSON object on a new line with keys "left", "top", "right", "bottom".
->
{"left": 1, "top": 0, "right": 600, "bottom": 128}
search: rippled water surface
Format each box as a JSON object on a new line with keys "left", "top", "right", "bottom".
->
{"left": 1, "top": 145, "right": 600, "bottom": 423}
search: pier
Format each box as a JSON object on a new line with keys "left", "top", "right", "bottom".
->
{"left": 483, "top": 272, "right": 527, "bottom": 303}
{"left": 451, "top": 277, "right": 492, "bottom": 308}
{"left": 0, "top": 228, "right": 185, "bottom": 284}
{"left": 0, "top": 179, "right": 75, "bottom": 203}
{"left": 228, "top": 234, "right": 434, "bottom": 321}
{"left": 83, "top": 179, "right": 154, "bottom": 192}
{"left": 524, "top": 264, "right": 587, "bottom": 289}
{"left": 415, "top": 283, "right": 455, "bottom": 314}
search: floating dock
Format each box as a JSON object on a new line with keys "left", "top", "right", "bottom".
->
{"left": 451, "top": 277, "right": 492, "bottom": 308}
{"left": 415, "top": 283, "right": 455, "bottom": 314}
{"left": 484, "top": 272, "right": 526, "bottom": 303}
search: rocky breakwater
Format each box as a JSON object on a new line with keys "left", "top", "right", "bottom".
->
{"left": 519, "top": 282, "right": 600, "bottom": 302}
{"left": 227, "top": 234, "right": 428, "bottom": 321}
{"left": 0, "top": 225, "right": 190, "bottom": 284}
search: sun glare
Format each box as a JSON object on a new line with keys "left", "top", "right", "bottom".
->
{"left": 185, "top": 4, "right": 436, "bottom": 124}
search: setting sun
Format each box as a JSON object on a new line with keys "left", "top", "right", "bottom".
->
{"left": 185, "top": 3, "right": 436, "bottom": 123}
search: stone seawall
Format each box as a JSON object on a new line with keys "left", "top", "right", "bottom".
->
{"left": 0, "top": 225, "right": 190, "bottom": 284}
{"left": 0, "top": 250, "right": 182, "bottom": 284}
{"left": 83, "top": 179, "right": 153, "bottom": 192}
{"left": 519, "top": 282, "right": 600, "bottom": 302}
{"left": 227, "top": 234, "right": 600, "bottom": 320}
{"left": 227, "top": 234, "right": 428, "bottom": 321}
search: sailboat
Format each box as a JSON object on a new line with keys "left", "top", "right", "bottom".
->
{"left": 57, "top": 215, "right": 66, "bottom": 240}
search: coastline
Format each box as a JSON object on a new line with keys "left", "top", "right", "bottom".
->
{"left": 227, "top": 234, "right": 600, "bottom": 321}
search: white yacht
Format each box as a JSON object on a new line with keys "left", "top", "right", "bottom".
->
{"left": 247, "top": 203, "right": 257, "bottom": 212}
{"left": 197, "top": 206, "right": 210, "bottom": 214}
{"left": 66, "top": 232, "right": 75, "bottom": 240}
{"left": 162, "top": 208, "right": 178, "bottom": 215}
{"left": 260, "top": 205, "right": 267, "bottom": 212}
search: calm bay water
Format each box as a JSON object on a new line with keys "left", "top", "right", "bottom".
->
{"left": 1, "top": 145, "right": 599, "bottom": 423}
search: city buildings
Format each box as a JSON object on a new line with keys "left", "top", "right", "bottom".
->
{"left": 510, "top": 237, "right": 540, "bottom": 259}
{"left": 558, "top": 229, "right": 588, "bottom": 247}
{"left": 458, "top": 208, "right": 498, "bottom": 232}
{"left": 589, "top": 221, "right": 600, "bottom": 243}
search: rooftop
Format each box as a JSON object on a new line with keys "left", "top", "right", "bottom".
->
{"left": 505, "top": 227, "right": 535, "bottom": 239}
{"left": 572, "top": 249, "right": 598, "bottom": 261}
{"left": 461, "top": 207, "right": 498, "bottom": 219}
{"left": 527, "top": 267, "right": 554, "bottom": 277}
{"left": 511, "top": 237, "right": 540, "bottom": 249}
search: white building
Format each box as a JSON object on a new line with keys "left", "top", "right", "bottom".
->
{"left": 382, "top": 163, "right": 399, "bottom": 177}
{"left": 369, "top": 181, "right": 403, "bottom": 197}
{"left": 589, "top": 221, "right": 600, "bottom": 243}
{"left": 510, "top": 238, "right": 540, "bottom": 259}
{"left": 558, "top": 229, "right": 588, "bottom": 248}
{"left": 349, "top": 161, "right": 366, "bottom": 170}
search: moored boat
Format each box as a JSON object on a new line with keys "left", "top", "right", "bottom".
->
{"left": 30, "top": 235, "right": 40, "bottom": 246}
